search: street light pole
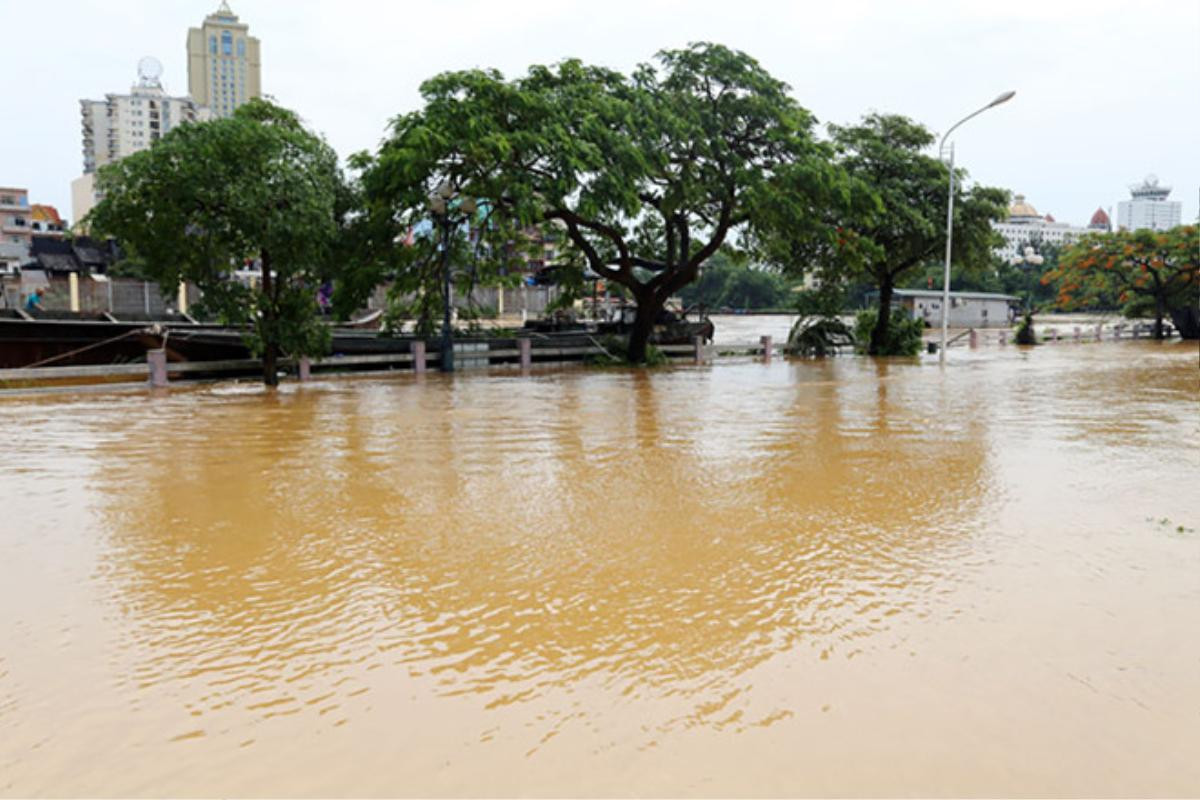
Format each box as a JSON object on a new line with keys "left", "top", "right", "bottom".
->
{"left": 938, "top": 90, "right": 1015, "bottom": 365}
{"left": 440, "top": 213, "right": 454, "bottom": 372}
{"left": 428, "top": 183, "right": 476, "bottom": 373}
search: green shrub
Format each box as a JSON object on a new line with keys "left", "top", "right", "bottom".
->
{"left": 787, "top": 316, "right": 854, "bottom": 357}
{"left": 853, "top": 307, "right": 924, "bottom": 356}
{"left": 1013, "top": 311, "right": 1038, "bottom": 345}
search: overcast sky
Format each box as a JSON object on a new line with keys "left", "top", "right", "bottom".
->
{"left": 3, "top": 0, "right": 1197, "bottom": 227}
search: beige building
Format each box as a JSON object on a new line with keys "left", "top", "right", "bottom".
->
{"left": 73, "top": 59, "right": 208, "bottom": 223}
{"left": 187, "top": 2, "right": 262, "bottom": 119}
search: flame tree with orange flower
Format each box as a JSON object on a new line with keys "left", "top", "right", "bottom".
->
{"left": 1045, "top": 226, "right": 1199, "bottom": 340}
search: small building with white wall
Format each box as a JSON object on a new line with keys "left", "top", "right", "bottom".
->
{"left": 888, "top": 289, "right": 1018, "bottom": 329}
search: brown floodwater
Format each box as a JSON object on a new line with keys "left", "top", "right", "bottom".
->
{"left": 1, "top": 341, "right": 1198, "bottom": 797}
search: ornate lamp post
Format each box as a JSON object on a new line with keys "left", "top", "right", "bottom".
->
{"left": 428, "top": 183, "right": 476, "bottom": 373}
{"left": 938, "top": 91, "right": 1015, "bottom": 365}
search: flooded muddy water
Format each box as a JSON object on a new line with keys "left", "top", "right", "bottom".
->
{"left": 1, "top": 341, "right": 1197, "bottom": 796}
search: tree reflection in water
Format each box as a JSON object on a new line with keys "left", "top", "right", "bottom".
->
{"left": 94, "top": 361, "right": 991, "bottom": 748}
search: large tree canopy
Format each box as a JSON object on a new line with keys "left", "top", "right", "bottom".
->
{"left": 89, "top": 99, "right": 343, "bottom": 385}
{"left": 354, "top": 43, "right": 857, "bottom": 362}
{"left": 805, "top": 114, "right": 1008, "bottom": 355}
{"left": 1046, "top": 225, "right": 1199, "bottom": 339}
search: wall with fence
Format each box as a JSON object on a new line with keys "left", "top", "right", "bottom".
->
{"left": 1, "top": 274, "right": 201, "bottom": 318}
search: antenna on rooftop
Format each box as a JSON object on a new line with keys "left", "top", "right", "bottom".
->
{"left": 137, "top": 56, "right": 164, "bottom": 88}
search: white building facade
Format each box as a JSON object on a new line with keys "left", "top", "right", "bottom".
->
{"left": 1116, "top": 175, "right": 1182, "bottom": 232}
{"left": 992, "top": 195, "right": 1090, "bottom": 261}
{"left": 72, "top": 60, "right": 209, "bottom": 223}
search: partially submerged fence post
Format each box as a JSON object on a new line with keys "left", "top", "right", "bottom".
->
{"left": 999, "top": 331, "right": 1007, "bottom": 346}
{"left": 693, "top": 335, "right": 705, "bottom": 364}
{"left": 147, "top": 349, "right": 168, "bottom": 388}
{"left": 518, "top": 337, "right": 532, "bottom": 371}
{"left": 297, "top": 356, "right": 311, "bottom": 382}
{"left": 1095, "top": 324, "right": 1103, "bottom": 341}
{"left": 760, "top": 335, "right": 773, "bottom": 362}
{"left": 1051, "top": 328, "right": 1060, "bottom": 343}
{"left": 969, "top": 329, "right": 978, "bottom": 348}
{"left": 1073, "top": 326, "right": 1081, "bottom": 342}
{"left": 411, "top": 340, "right": 426, "bottom": 374}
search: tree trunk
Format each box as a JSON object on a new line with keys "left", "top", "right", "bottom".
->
{"left": 627, "top": 288, "right": 658, "bottom": 364}
{"left": 869, "top": 279, "right": 894, "bottom": 356}
{"left": 1153, "top": 295, "right": 1166, "bottom": 340}
{"left": 262, "top": 344, "right": 279, "bottom": 387}
{"left": 1170, "top": 304, "right": 1199, "bottom": 340}
{"left": 260, "top": 249, "right": 279, "bottom": 387}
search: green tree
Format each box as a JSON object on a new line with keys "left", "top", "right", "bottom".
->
{"left": 677, "top": 248, "right": 792, "bottom": 310}
{"left": 812, "top": 114, "right": 1008, "bottom": 355}
{"left": 88, "top": 100, "right": 343, "bottom": 386}
{"left": 1046, "top": 226, "right": 1200, "bottom": 339}
{"left": 354, "top": 43, "right": 852, "bottom": 363}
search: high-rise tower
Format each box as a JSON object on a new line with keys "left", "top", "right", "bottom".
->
{"left": 187, "top": 1, "right": 262, "bottom": 118}
{"left": 1116, "top": 175, "right": 1182, "bottom": 232}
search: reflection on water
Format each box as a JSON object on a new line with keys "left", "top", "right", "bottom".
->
{"left": 0, "top": 341, "right": 1197, "bottom": 796}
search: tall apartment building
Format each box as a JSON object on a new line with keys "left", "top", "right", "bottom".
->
{"left": 1, "top": 187, "right": 33, "bottom": 249}
{"left": 72, "top": 59, "right": 208, "bottom": 223}
{"left": 991, "top": 195, "right": 1089, "bottom": 261}
{"left": 187, "top": 2, "right": 262, "bottom": 119}
{"left": 1116, "top": 175, "right": 1182, "bottom": 232}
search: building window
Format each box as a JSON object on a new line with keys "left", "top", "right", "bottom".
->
{"left": 222, "top": 31, "right": 233, "bottom": 55}
{"left": 210, "top": 35, "right": 217, "bottom": 54}
{"left": 237, "top": 39, "right": 246, "bottom": 57}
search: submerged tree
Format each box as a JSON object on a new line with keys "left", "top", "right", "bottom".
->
{"left": 89, "top": 99, "right": 344, "bottom": 385}
{"left": 804, "top": 114, "right": 1008, "bottom": 355}
{"left": 1046, "top": 226, "right": 1199, "bottom": 339}
{"left": 354, "top": 43, "right": 855, "bottom": 363}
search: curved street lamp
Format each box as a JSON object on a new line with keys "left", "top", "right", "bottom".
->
{"left": 938, "top": 90, "right": 1015, "bottom": 365}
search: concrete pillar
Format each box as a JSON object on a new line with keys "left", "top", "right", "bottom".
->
{"left": 693, "top": 335, "right": 705, "bottom": 364}
{"left": 760, "top": 335, "right": 773, "bottom": 362}
{"left": 999, "top": 331, "right": 1007, "bottom": 346}
{"left": 412, "top": 340, "right": 426, "bottom": 374}
{"left": 147, "top": 349, "right": 168, "bottom": 388}
{"left": 143, "top": 281, "right": 151, "bottom": 315}
{"left": 1131, "top": 325, "right": 1139, "bottom": 339}
{"left": 497, "top": 286, "right": 504, "bottom": 316}
{"left": 1073, "top": 326, "right": 1081, "bottom": 342}
{"left": 1113, "top": 326, "right": 1121, "bottom": 340}
{"left": 518, "top": 337, "right": 532, "bottom": 370}
{"left": 297, "top": 356, "right": 311, "bottom": 382}
{"left": 1051, "top": 328, "right": 1060, "bottom": 343}
{"left": 969, "top": 329, "right": 978, "bottom": 348}
{"left": 1095, "top": 324, "right": 1103, "bottom": 341}
{"left": 177, "top": 281, "right": 189, "bottom": 314}
{"left": 69, "top": 272, "right": 80, "bottom": 312}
